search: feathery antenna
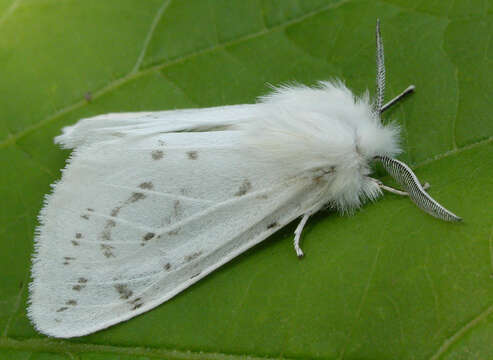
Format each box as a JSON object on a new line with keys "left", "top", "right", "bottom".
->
{"left": 375, "top": 156, "right": 462, "bottom": 222}
{"left": 375, "top": 19, "right": 386, "bottom": 115}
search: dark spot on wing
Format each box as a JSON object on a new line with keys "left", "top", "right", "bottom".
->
{"left": 81, "top": 214, "right": 89, "bottom": 220}
{"left": 72, "top": 280, "right": 87, "bottom": 291}
{"left": 139, "top": 182, "right": 154, "bottom": 190}
{"left": 100, "top": 219, "right": 116, "bottom": 241}
{"left": 101, "top": 244, "right": 116, "bottom": 258}
{"left": 71, "top": 240, "right": 79, "bottom": 246}
{"left": 56, "top": 307, "right": 69, "bottom": 312}
{"left": 140, "top": 232, "right": 156, "bottom": 246}
{"left": 87, "top": 208, "right": 94, "bottom": 212}
{"left": 164, "top": 263, "right": 171, "bottom": 271}
{"left": 129, "top": 297, "right": 143, "bottom": 310}
{"left": 114, "top": 284, "right": 133, "bottom": 299}
{"left": 66, "top": 299, "right": 77, "bottom": 306}
{"left": 111, "top": 206, "right": 121, "bottom": 217}
{"left": 187, "top": 151, "right": 198, "bottom": 160}
{"left": 185, "top": 251, "right": 203, "bottom": 263}
{"left": 173, "top": 200, "right": 181, "bottom": 218}
{"left": 143, "top": 232, "right": 155, "bottom": 241}
{"left": 235, "top": 180, "right": 252, "bottom": 196}
{"left": 267, "top": 222, "right": 279, "bottom": 229}
{"left": 130, "top": 192, "right": 145, "bottom": 202}
{"left": 75, "top": 233, "right": 82, "bottom": 239}
{"left": 151, "top": 150, "right": 164, "bottom": 160}
{"left": 190, "top": 272, "right": 201, "bottom": 279}
{"left": 101, "top": 229, "right": 111, "bottom": 241}
{"left": 102, "top": 188, "right": 150, "bottom": 256}
{"left": 63, "top": 256, "right": 75, "bottom": 265}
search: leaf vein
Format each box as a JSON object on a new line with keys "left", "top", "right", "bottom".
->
{"left": 429, "top": 302, "right": 493, "bottom": 360}
{"left": 131, "top": 0, "right": 172, "bottom": 74}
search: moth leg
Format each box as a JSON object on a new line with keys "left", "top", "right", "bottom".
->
{"left": 380, "top": 85, "right": 415, "bottom": 113}
{"left": 294, "top": 212, "right": 311, "bottom": 258}
{"left": 371, "top": 177, "right": 430, "bottom": 196}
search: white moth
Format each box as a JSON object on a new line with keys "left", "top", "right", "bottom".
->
{"left": 29, "top": 20, "right": 461, "bottom": 338}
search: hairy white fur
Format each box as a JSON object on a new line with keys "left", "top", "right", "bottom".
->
{"left": 30, "top": 80, "right": 402, "bottom": 337}
{"left": 239, "top": 81, "right": 401, "bottom": 211}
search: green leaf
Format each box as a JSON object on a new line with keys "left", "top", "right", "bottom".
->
{"left": 1, "top": 0, "right": 492, "bottom": 359}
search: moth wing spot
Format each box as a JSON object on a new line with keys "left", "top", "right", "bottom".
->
{"left": 235, "top": 180, "right": 252, "bottom": 196}
{"left": 71, "top": 240, "right": 80, "bottom": 246}
{"left": 139, "top": 181, "right": 154, "bottom": 190}
{"left": 187, "top": 151, "right": 198, "bottom": 160}
{"left": 110, "top": 207, "right": 121, "bottom": 217}
{"left": 72, "top": 284, "right": 85, "bottom": 291}
{"left": 128, "top": 297, "right": 144, "bottom": 310}
{"left": 142, "top": 232, "right": 155, "bottom": 246}
{"left": 129, "top": 192, "right": 145, "bottom": 202}
{"left": 185, "top": 251, "right": 203, "bottom": 263}
{"left": 107, "top": 219, "right": 116, "bottom": 227}
{"left": 66, "top": 299, "right": 77, "bottom": 306}
{"left": 81, "top": 214, "right": 89, "bottom": 220}
{"left": 190, "top": 272, "right": 201, "bottom": 279}
{"left": 151, "top": 150, "right": 164, "bottom": 160}
{"left": 56, "top": 307, "right": 69, "bottom": 312}
{"left": 101, "top": 244, "right": 116, "bottom": 258}
{"left": 168, "top": 229, "right": 180, "bottom": 236}
{"left": 63, "top": 256, "right": 75, "bottom": 265}
{"left": 78, "top": 277, "right": 88, "bottom": 283}
{"left": 173, "top": 200, "right": 182, "bottom": 217}
{"left": 114, "top": 284, "right": 133, "bottom": 299}
{"left": 100, "top": 229, "right": 111, "bottom": 241}
{"left": 75, "top": 233, "right": 82, "bottom": 239}
{"left": 164, "top": 263, "right": 171, "bottom": 271}
{"left": 267, "top": 222, "right": 279, "bottom": 229}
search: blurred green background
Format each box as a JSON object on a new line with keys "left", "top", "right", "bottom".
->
{"left": 0, "top": 0, "right": 492, "bottom": 359}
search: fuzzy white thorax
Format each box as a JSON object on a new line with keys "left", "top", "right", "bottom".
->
{"left": 237, "top": 80, "right": 402, "bottom": 213}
